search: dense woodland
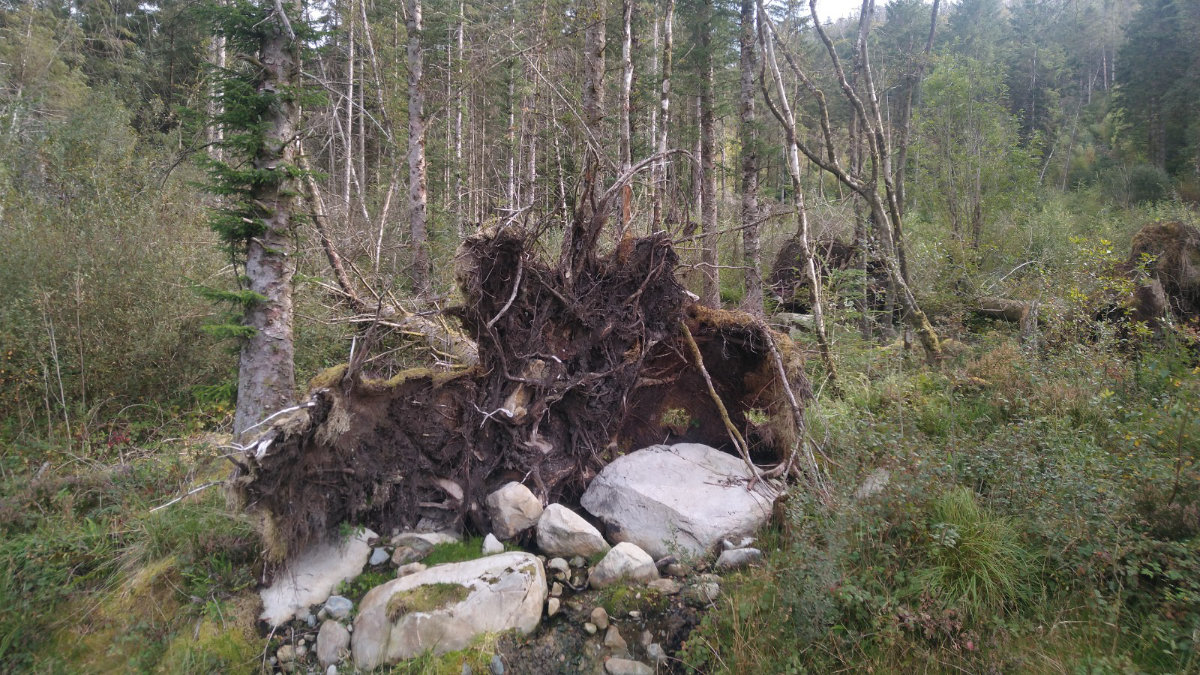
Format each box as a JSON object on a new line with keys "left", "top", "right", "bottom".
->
{"left": 2, "top": 0, "right": 1200, "bottom": 672}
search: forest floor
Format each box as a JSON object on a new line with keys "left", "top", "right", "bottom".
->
{"left": 1, "top": 318, "right": 1197, "bottom": 673}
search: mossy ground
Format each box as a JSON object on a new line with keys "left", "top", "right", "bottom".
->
{"left": 386, "top": 583, "right": 471, "bottom": 621}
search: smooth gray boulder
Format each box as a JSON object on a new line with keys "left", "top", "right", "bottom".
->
{"left": 351, "top": 551, "right": 546, "bottom": 670}
{"left": 536, "top": 504, "right": 610, "bottom": 558}
{"left": 260, "top": 528, "right": 377, "bottom": 626}
{"left": 482, "top": 533, "right": 504, "bottom": 555}
{"left": 589, "top": 542, "right": 659, "bottom": 589}
{"left": 317, "top": 620, "right": 350, "bottom": 666}
{"left": 486, "top": 482, "right": 544, "bottom": 539}
{"left": 322, "top": 595, "right": 353, "bottom": 621}
{"left": 580, "top": 443, "right": 777, "bottom": 559}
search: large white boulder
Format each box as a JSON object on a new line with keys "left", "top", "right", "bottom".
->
{"left": 536, "top": 504, "right": 610, "bottom": 558}
{"left": 351, "top": 551, "right": 546, "bottom": 670}
{"left": 260, "top": 528, "right": 377, "bottom": 627}
{"left": 580, "top": 443, "right": 777, "bottom": 559}
{"left": 486, "top": 482, "right": 544, "bottom": 539}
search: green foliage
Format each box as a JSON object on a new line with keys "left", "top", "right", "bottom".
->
{"left": 1127, "top": 164, "right": 1173, "bottom": 204}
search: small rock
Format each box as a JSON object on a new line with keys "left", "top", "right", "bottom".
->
{"left": 603, "top": 625, "right": 628, "bottom": 653}
{"left": 461, "top": 664, "right": 472, "bottom": 675}
{"left": 646, "top": 643, "right": 667, "bottom": 664}
{"left": 536, "top": 504, "right": 610, "bottom": 558}
{"left": 665, "top": 563, "right": 687, "bottom": 577}
{"left": 627, "top": 610, "right": 641, "bottom": 620}
{"left": 605, "top": 658, "right": 654, "bottom": 675}
{"left": 276, "top": 644, "right": 298, "bottom": 663}
{"left": 698, "top": 573, "right": 722, "bottom": 583}
{"left": 715, "top": 547, "right": 763, "bottom": 570}
{"left": 391, "top": 546, "right": 424, "bottom": 566}
{"left": 482, "top": 533, "right": 504, "bottom": 555}
{"left": 639, "top": 630, "right": 652, "bottom": 646}
{"left": 317, "top": 620, "right": 350, "bottom": 666}
{"left": 327, "top": 666, "right": 338, "bottom": 675}
{"left": 722, "top": 536, "right": 755, "bottom": 550}
{"left": 323, "top": 596, "right": 354, "bottom": 621}
{"left": 279, "top": 662, "right": 295, "bottom": 673}
{"left": 853, "top": 468, "right": 891, "bottom": 501}
{"left": 550, "top": 582, "right": 563, "bottom": 597}
{"left": 369, "top": 547, "right": 390, "bottom": 566}
{"left": 547, "top": 597, "right": 560, "bottom": 617}
{"left": 647, "top": 578, "right": 681, "bottom": 595}
{"left": 305, "top": 613, "right": 317, "bottom": 627}
{"left": 391, "top": 531, "right": 461, "bottom": 547}
{"left": 589, "top": 542, "right": 658, "bottom": 589}
{"left": 590, "top": 607, "right": 609, "bottom": 630}
{"left": 684, "top": 581, "right": 721, "bottom": 606}
{"left": 296, "top": 645, "right": 308, "bottom": 657}
{"left": 486, "top": 482, "right": 544, "bottom": 540}
{"left": 490, "top": 654, "right": 505, "bottom": 675}
{"left": 396, "top": 562, "right": 427, "bottom": 577}
{"left": 570, "top": 556, "right": 587, "bottom": 568}
{"left": 547, "top": 557, "right": 570, "bottom": 578}
{"left": 584, "top": 622, "right": 598, "bottom": 635}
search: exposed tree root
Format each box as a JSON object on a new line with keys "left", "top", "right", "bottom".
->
{"left": 230, "top": 227, "right": 813, "bottom": 563}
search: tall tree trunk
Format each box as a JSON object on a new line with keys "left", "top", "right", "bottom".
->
{"left": 454, "top": 0, "right": 465, "bottom": 238}
{"left": 893, "top": 0, "right": 939, "bottom": 218}
{"left": 738, "top": 0, "right": 762, "bottom": 317}
{"left": 561, "top": 0, "right": 607, "bottom": 280}
{"left": 758, "top": 0, "right": 839, "bottom": 389}
{"left": 234, "top": 1, "right": 302, "bottom": 438}
{"left": 344, "top": 0, "right": 355, "bottom": 210}
{"left": 618, "top": 0, "right": 634, "bottom": 234}
{"left": 699, "top": 0, "right": 719, "bottom": 307}
{"left": 407, "top": 0, "right": 431, "bottom": 294}
{"left": 651, "top": 0, "right": 674, "bottom": 230}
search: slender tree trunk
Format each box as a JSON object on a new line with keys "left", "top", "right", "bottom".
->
{"left": 758, "top": 0, "right": 838, "bottom": 389}
{"left": 454, "top": 0, "right": 465, "bottom": 238}
{"left": 344, "top": 0, "right": 355, "bottom": 210}
{"left": 407, "top": 0, "right": 431, "bottom": 294}
{"left": 738, "top": 0, "right": 762, "bottom": 317}
{"left": 234, "top": 2, "right": 301, "bottom": 438}
{"left": 618, "top": 0, "right": 634, "bottom": 234}
{"left": 651, "top": 0, "right": 674, "bottom": 230}
{"left": 893, "top": 0, "right": 939, "bottom": 218}
{"left": 561, "top": 0, "right": 607, "bottom": 280}
{"left": 699, "top": 0, "right": 719, "bottom": 307}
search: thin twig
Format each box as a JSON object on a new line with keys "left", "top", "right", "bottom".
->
{"left": 679, "top": 321, "right": 759, "bottom": 482}
{"left": 486, "top": 256, "right": 524, "bottom": 330}
{"left": 150, "top": 481, "right": 221, "bottom": 513}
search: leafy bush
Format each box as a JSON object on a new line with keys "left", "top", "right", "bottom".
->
{"left": 1127, "top": 164, "right": 1173, "bottom": 204}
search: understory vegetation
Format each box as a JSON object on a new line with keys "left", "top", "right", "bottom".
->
{"left": 684, "top": 323, "right": 1200, "bottom": 673}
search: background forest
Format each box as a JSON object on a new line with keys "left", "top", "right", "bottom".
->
{"left": 1, "top": 0, "right": 1199, "bottom": 672}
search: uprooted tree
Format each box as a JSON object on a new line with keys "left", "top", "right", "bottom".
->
{"left": 230, "top": 178, "right": 825, "bottom": 564}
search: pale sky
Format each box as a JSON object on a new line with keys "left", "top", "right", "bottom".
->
{"left": 813, "top": 0, "right": 933, "bottom": 21}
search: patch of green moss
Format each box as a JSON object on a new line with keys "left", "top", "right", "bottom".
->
{"left": 596, "top": 584, "right": 668, "bottom": 616}
{"left": 386, "top": 583, "right": 471, "bottom": 621}
{"left": 422, "top": 536, "right": 489, "bottom": 565}
{"left": 388, "top": 632, "right": 506, "bottom": 674}
{"left": 308, "top": 363, "right": 349, "bottom": 390}
{"left": 157, "top": 615, "right": 257, "bottom": 675}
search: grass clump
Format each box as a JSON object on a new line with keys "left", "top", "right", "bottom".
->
{"left": 913, "top": 487, "right": 1032, "bottom": 618}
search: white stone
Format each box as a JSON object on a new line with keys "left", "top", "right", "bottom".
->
{"left": 391, "top": 531, "right": 461, "bottom": 547}
{"left": 260, "top": 528, "right": 377, "bottom": 627}
{"left": 589, "top": 542, "right": 659, "bottom": 589}
{"left": 715, "top": 547, "right": 763, "bottom": 570}
{"left": 351, "top": 552, "right": 546, "bottom": 670}
{"left": 580, "top": 443, "right": 777, "bottom": 559}
{"left": 546, "top": 597, "right": 560, "bottom": 617}
{"left": 396, "top": 562, "right": 427, "bottom": 577}
{"left": 536, "top": 504, "right": 610, "bottom": 558}
{"left": 853, "top": 468, "right": 891, "bottom": 501}
{"left": 486, "top": 482, "right": 544, "bottom": 540}
{"left": 590, "top": 606, "right": 609, "bottom": 630}
{"left": 369, "top": 548, "right": 390, "bottom": 566}
{"left": 605, "top": 657, "right": 653, "bottom": 675}
{"left": 546, "top": 557, "right": 570, "bottom": 577}
{"left": 316, "top": 620, "right": 350, "bottom": 666}
{"left": 482, "top": 533, "right": 504, "bottom": 555}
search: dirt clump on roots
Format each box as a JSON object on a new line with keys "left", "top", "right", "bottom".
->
{"left": 1129, "top": 220, "right": 1200, "bottom": 320}
{"left": 230, "top": 226, "right": 811, "bottom": 564}
{"left": 769, "top": 236, "right": 884, "bottom": 313}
